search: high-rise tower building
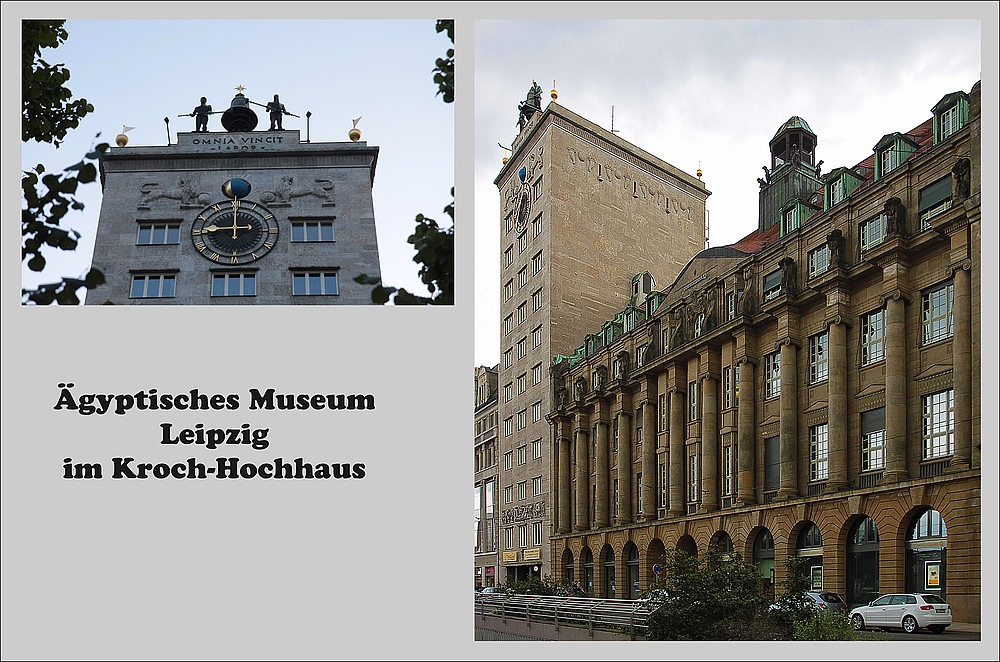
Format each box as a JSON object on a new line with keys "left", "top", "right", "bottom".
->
{"left": 493, "top": 83, "right": 709, "bottom": 584}
{"left": 85, "top": 90, "right": 380, "bottom": 305}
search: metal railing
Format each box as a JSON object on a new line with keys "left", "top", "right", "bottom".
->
{"left": 474, "top": 594, "right": 655, "bottom": 640}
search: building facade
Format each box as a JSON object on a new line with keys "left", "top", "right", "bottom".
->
{"left": 474, "top": 365, "right": 500, "bottom": 589}
{"left": 86, "top": 92, "right": 380, "bottom": 305}
{"left": 494, "top": 84, "right": 709, "bottom": 583}
{"left": 548, "top": 82, "right": 981, "bottom": 623}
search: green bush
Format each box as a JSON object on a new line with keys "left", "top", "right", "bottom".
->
{"left": 792, "top": 609, "right": 859, "bottom": 641}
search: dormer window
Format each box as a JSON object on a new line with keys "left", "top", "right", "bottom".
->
{"left": 931, "top": 90, "right": 969, "bottom": 144}
{"left": 829, "top": 179, "right": 845, "bottom": 205}
{"left": 780, "top": 204, "right": 799, "bottom": 237}
{"left": 623, "top": 310, "right": 635, "bottom": 333}
{"left": 874, "top": 132, "right": 918, "bottom": 180}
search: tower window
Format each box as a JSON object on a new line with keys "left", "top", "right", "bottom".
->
{"left": 212, "top": 272, "right": 256, "bottom": 297}
{"left": 290, "top": 220, "right": 334, "bottom": 242}
{"left": 136, "top": 223, "right": 180, "bottom": 245}
{"left": 130, "top": 273, "right": 176, "bottom": 299}
{"left": 292, "top": 271, "right": 338, "bottom": 296}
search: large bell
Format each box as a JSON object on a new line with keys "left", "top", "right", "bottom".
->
{"left": 222, "top": 105, "right": 258, "bottom": 132}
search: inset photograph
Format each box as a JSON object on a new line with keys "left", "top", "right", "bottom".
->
{"left": 22, "top": 19, "right": 454, "bottom": 305}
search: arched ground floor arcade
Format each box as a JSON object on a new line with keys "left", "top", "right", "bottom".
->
{"left": 551, "top": 471, "right": 980, "bottom": 623}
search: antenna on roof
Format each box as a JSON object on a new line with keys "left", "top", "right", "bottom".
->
{"left": 611, "top": 106, "right": 619, "bottom": 134}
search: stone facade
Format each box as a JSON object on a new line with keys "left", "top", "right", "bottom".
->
{"left": 549, "top": 82, "right": 981, "bottom": 623}
{"left": 86, "top": 129, "right": 380, "bottom": 305}
{"left": 494, "top": 97, "right": 708, "bottom": 584}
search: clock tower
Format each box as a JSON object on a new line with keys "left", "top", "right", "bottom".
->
{"left": 85, "top": 90, "right": 381, "bottom": 305}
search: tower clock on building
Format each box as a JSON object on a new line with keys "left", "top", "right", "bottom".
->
{"left": 86, "top": 88, "right": 381, "bottom": 305}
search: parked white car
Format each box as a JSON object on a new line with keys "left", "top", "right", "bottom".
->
{"left": 849, "top": 593, "right": 951, "bottom": 634}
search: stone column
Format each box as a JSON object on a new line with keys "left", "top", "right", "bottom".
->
{"left": 641, "top": 399, "right": 657, "bottom": 520}
{"left": 778, "top": 340, "right": 799, "bottom": 499}
{"left": 884, "top": 293, "right": 909, "bottom": 482}
{"left": 616, "top": 410, "right": 632, "bottom": 525}
{"left": 827, "top": 319, "right": 849, "bottom": 491}
{"left": 574, "top": 416, "right": 590, "bottom": 531}
{"left": 701, "top": 375, "right": 719, "bottom": 511}
{"left": 953, "top": 264, "right": 972, "bottom": 469}
{"left": 737, "top": 359, "right": 757, "bottom": 505}
{"left": 594, "top": 400, "right": 610, "bottom": 528}
{"left": 668, "top": 388, "right": 686, "bottom": 516}
{"left": 558, "top": 418, "right": 572, "bottom": 534}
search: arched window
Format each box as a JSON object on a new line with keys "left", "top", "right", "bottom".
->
{"left": 752, "top": 529, "right": 775, "bottom": 600}
{"left": 906, "top": 509, "right": 947, "bottom": 598}
{"left": 603, "top": 547, "right": 616, "bottom": 599}
{"left": 796, "top": 522, "right": 824, "bottom": 590}
{"left": 625, "top": 543, "right": 640, "bottom": 599}
{"left": 847, "top": 516, "right": 880, "bottom": 607}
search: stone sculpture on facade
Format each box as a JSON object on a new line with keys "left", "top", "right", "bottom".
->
{"left": 779, "top": 256, "right": 797, "bottom": 295}
{"left": 259, "top": 176, "right": 334, "bottom": 204}
{"left": 953, "top": 157, "right": 971, "bottom": 201}
{"left": 884, "top": 196, "right": 906, "bottom": 237}
{"left": 826, "top": 229, "right": 845, "bottom": 268}
{"left": 138, "top": 179, "right": 209, "bottom": 208}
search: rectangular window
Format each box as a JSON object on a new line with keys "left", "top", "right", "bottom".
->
{"left": 516, "top": 337, "right": 527, "bottom": 360}
{"left": 517, "top": 266, "right": 528, "bottom": 289}
{"left": 809, "top": 423, "right": 829, "bottom": 481}
{"left": 727, "top": 290, "right": 737, "bottom": 320}
{"left": 212, "top": 272, "right": 256, "bottom": 297}
{"left": 130, "top": 273, "right": 176, "bottom": 299}
{"left": 502, "top": 348, "right": 513, "bottom": 369}
{"left": 734, "top": 364, "right": 740, "bottom": 407}
{"left": 940, "top": 105, "right": 959, "bottom": 139}
{"left": 612, "top": 416, "right": 619, "bottom": 453}
{"left": 635, "top": 407, "right": 643, "bottom": 444}
{"left": 502, "top": 314, "right": 513, "bottom": 337}
{"left": 531, "top": 439, "right": 542, "bottom": 459}
{"left": 764, "top": 352, "right": 781, "bottom": 399}
{"left": 829, "top": 178, "right": 845, "bottom": 205}
{"left": 518, "top": 524, "right": 527, "bottom": 548}
{"left": 532, "top": 214, "right": 542, "bottom": 237}
{"left": 688, "top": 454, "right": 699, "bottom": 503}
{"left": 517, "top": 230, "right": 528, "bottom": 254}
{"left": 516, "top": 410, "right": 527, "bottom": 431}
{"left": 532, "top": 363, "right": 542, "bottom": 385}
{"left": 532, "top": 251, "right": 543, "bottom": 275}
{"left": 922, "top": 282, "right": 954, "bottom": 344}
{"left": 919, "top": 176, "right": 952, "bottom": 225}
{"left": 659, "top": 393, "right": 667, "bottom": 432}
{"left": 502, "top": 383, "right": 512, "bottom": 403}
{"left": 531, "top": 521, "right": 543, "bottom": 546}
{"left": 860, "top": 213, "right": 887, "bottom": 251}
{"left": 532, "top": 475, "right": 542, "bottom": 497}
{"left": 659, "top": 462, "right": 667, "bottom": 508}
{"left": 922, "top": 390, "right": 955, "bottom": 459}
{"left": 503, "top": 527, "right": 513, "bottom": 550}
{"left": 689, "top": 381, "right": 699, "bottom": 421}
{"left": 613, "top": 478, "right": 619, "bottom": 518}
{"left": 722, "top": 444, "right": 733, "bottom": 496}
{"left": 764, "top": 436, "right": 780, "bottom": 492}
{"left": 809, "top": 332, "right": 829, "bottom": 383}
{"left": 532, "top": 178, "right": 542, "bottom": 201}
{"left": 879, "top": 145, "right": 899, "bottom": 177}
{"left": 861, "top": 309, "right": 886, "bottom": 365}
{"left": 531, "top": 288, "right": 542, "bottom": 311}
{"left": 503, "top": 279, "right": 514, "bottom": 302}
{"left": 532, "top": 325, "right": 542, "bottom": 348}
{"left": 292, "top": 271, "right": 338, "bottom": 296}
{"left": 504, "top": 213, "right": 513, "bottom": 235}
{"left": 517, "top": 480, "right": 527, "bottom": 500}
{"left": 516, "top": 373, "right": 527, "bottom": 394}
{"left": 517, "top": 302, "right": 527, "bottom": 325}
{"left": 290, "top": 220, "right": 334, "bottom": 242}
{"left": 503, "top": 245, "right": 513, "bottom": 267}
{"left": 762, "top": 269, "right": 782, "bottom": 301}
{"left": 808, "top": 244, "right": 830, "bottom": 277}
{"left": 503, "top": 419, "right": 513, "bottom": 438}
{"left": 636, "top": 471, "right": 643, "bottom": 514}
{"left": 136, "top": 223, "right": 180, "bottom": 245}
{"left": 723, "top": 367, "right": 733, "bottom": 409}
{"left": 517, "top": 446, "right": 526, "bottom": 466}
{"left": 861, "top": 407, "right": 886, "bottom": 471}
{"left": 636, "top": 346, "right": 646, "bottom": 367}
{"left": 532, "top": 401, "right": 542, "bottom": 422}
{"left": 503, "top": 451, "right": 513, "bottom": 470}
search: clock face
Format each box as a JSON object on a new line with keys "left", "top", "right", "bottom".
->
{"left": 191, "top": 200, "right": 279, "bottom": 264}
{"left": 515, "top": 186, "right": 531, "bottom": 230}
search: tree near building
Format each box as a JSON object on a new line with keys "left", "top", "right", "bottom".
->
{"left": 356, "top": 19, "right": 453, "bottom": 305}
{"left": 22, "top": 19, "right": 107, "bottom": 305}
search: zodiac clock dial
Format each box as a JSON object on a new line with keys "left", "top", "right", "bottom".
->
{"left": 191, "top": 199, "right": 279, "bottom": 264}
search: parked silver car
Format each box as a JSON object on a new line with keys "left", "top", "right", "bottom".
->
{"left": 849, "top": 593, "right": 951, "bottom": 634}
{"left": 769, "top": 591, "right": 847, "bottom": 613}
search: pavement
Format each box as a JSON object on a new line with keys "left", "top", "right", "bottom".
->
{"left": 948, "top": 622, "right": 981, "bottom": 633}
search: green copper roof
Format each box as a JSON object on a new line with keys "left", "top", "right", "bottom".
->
{"left": 772, "top": 116, "right": 815, "bottom": 139}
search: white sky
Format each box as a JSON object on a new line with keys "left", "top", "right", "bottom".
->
{"left": 474, "top": 17, "right": 985, "bottom": 367}
{"left": 19, "top": 17, "right": 454, "bottom": 301}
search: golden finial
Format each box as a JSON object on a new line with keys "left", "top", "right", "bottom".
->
{"left": 235, "top": 84, "right": 246, "bottom": 94}
{"left": 697, "top": 160, "right": 703, "bottom": 180}
{"left": 116, "top": 124, "right": 135, "bottom": 147}
{"left": 349, "top": 116, "right": 362, "bottom": 142}
{"left": 550, "top": 79, "right": 558, "bottom": 101}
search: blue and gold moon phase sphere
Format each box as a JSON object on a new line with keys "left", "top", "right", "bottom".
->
{"left": 222, "top": 178, "right": 252, "bottom": 199}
